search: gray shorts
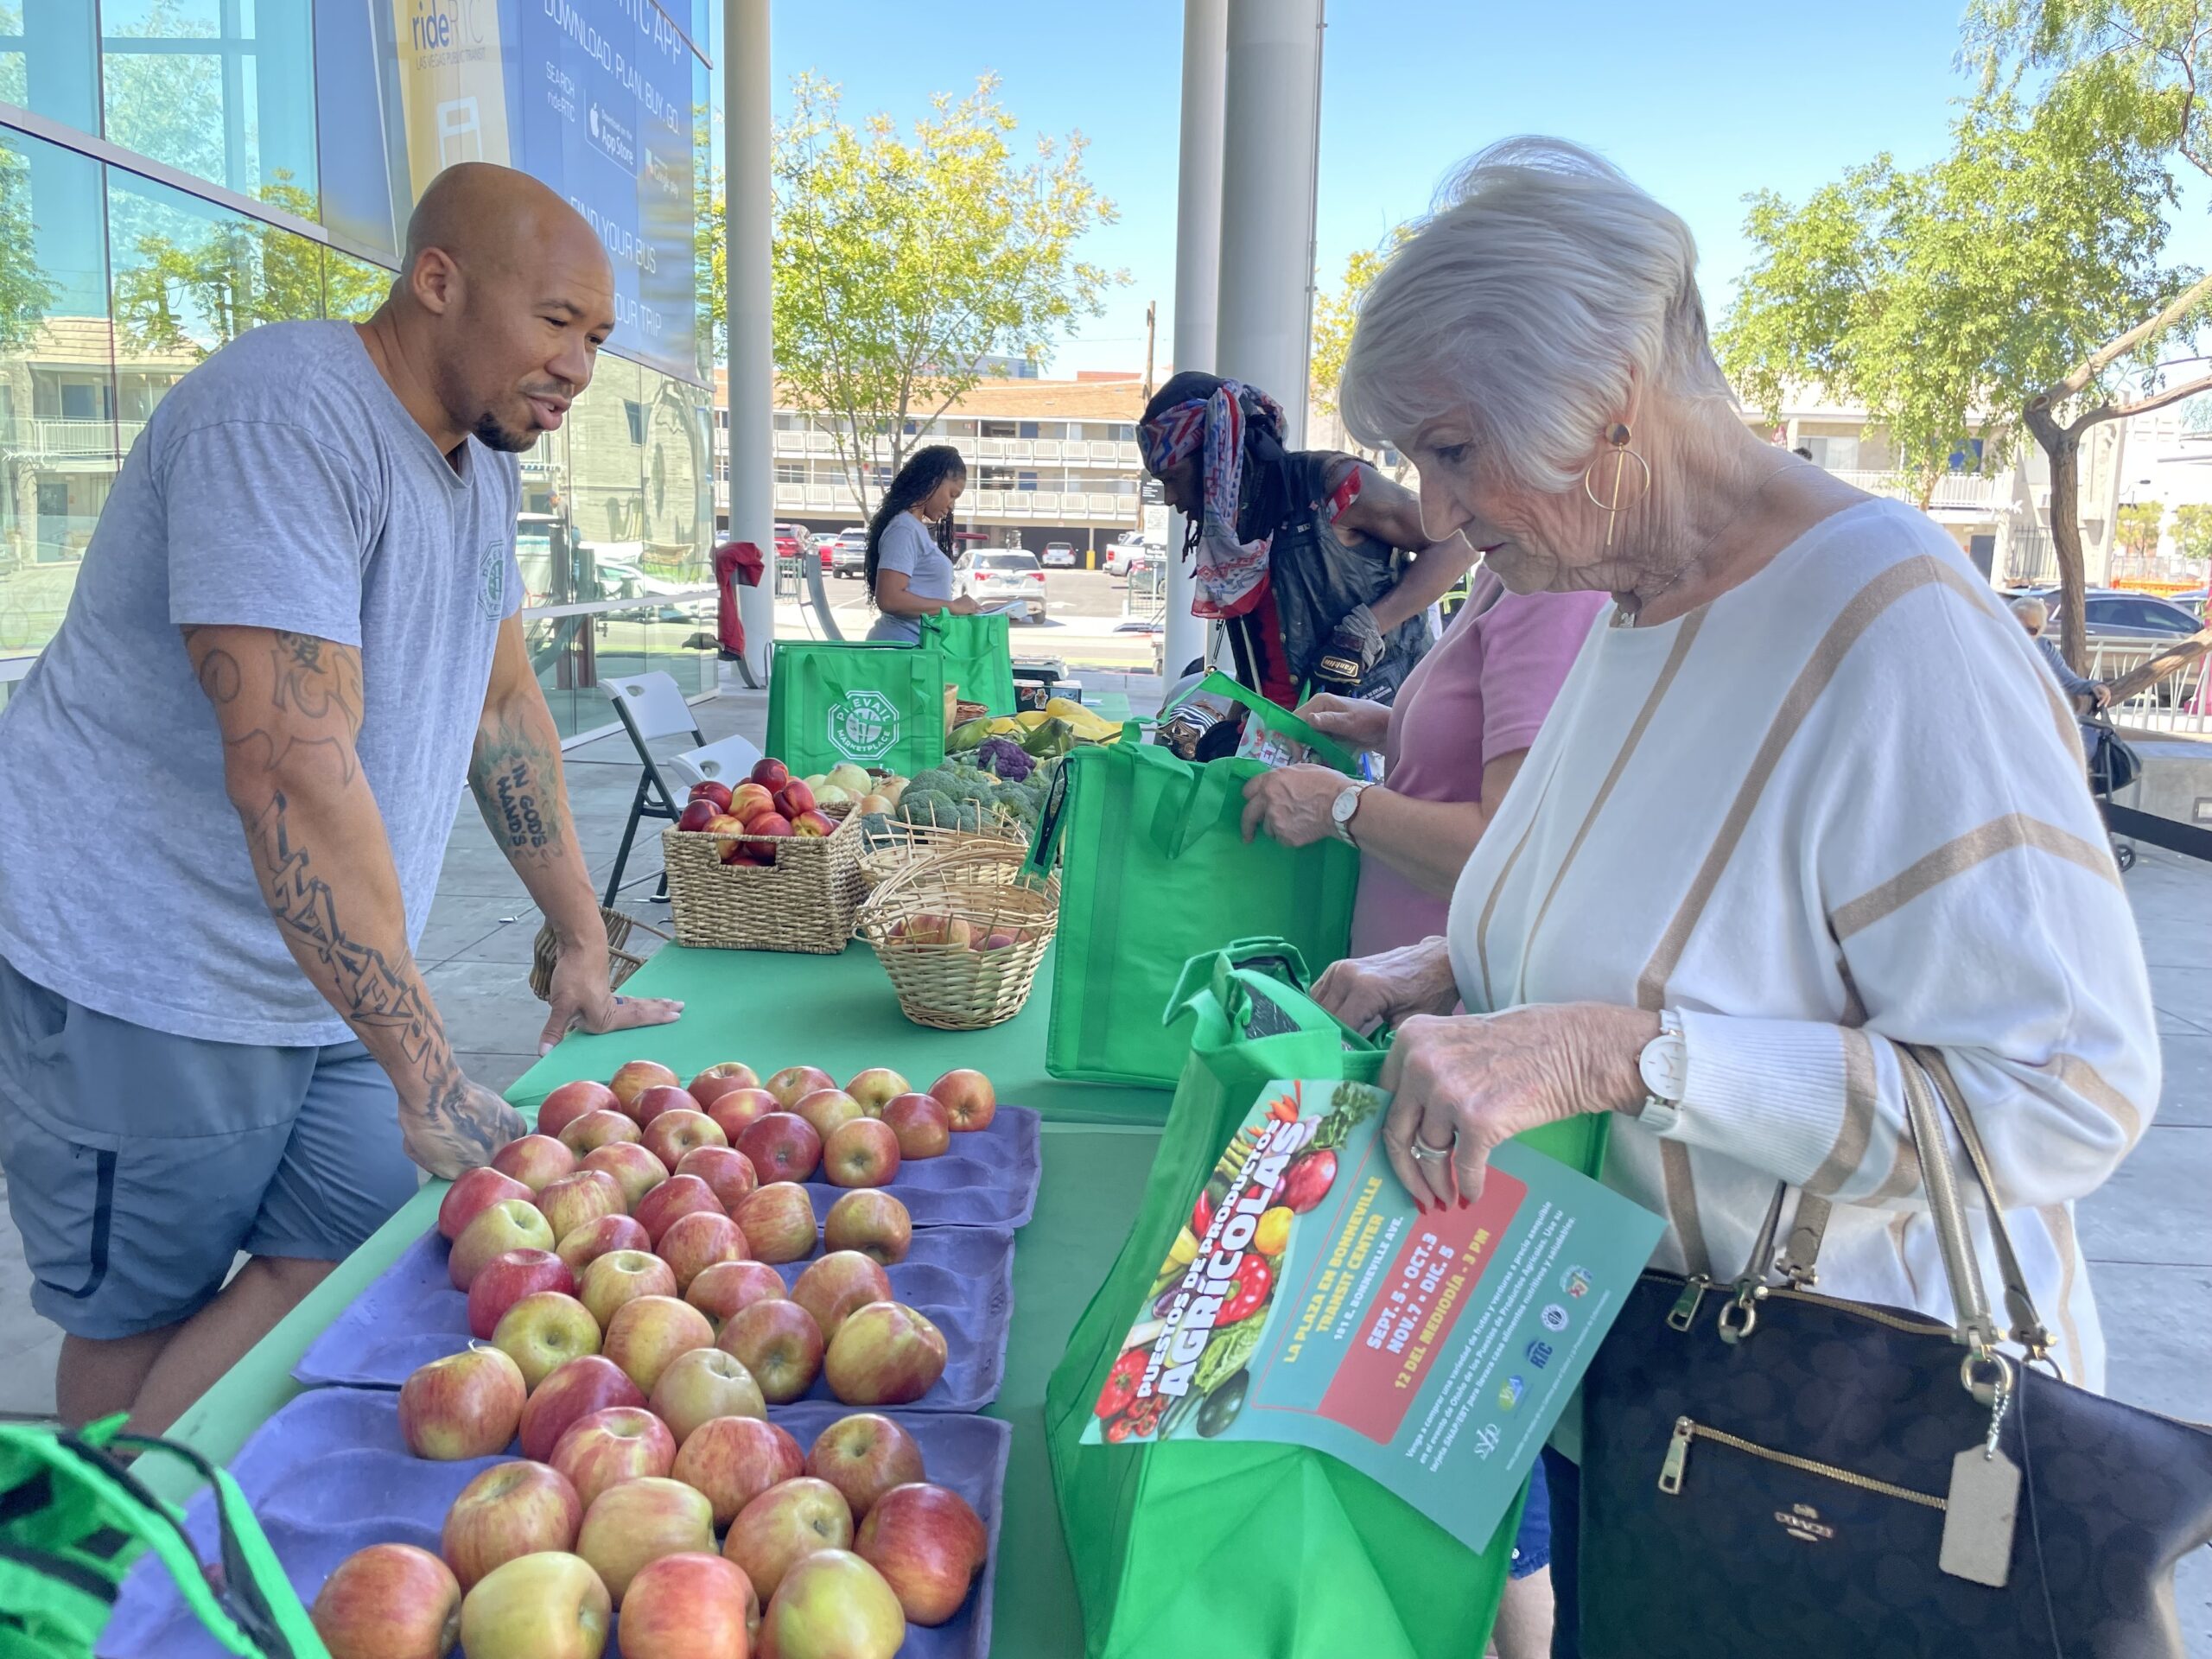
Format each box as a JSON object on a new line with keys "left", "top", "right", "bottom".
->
{"left": 0, "top": 953, "right": 418, "bottom": 1340}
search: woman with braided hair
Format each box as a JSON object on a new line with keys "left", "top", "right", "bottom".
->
{"left": 864, "top": 443, "right": 981, "bottom": 643}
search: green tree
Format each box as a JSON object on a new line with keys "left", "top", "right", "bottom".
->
{"left": 2116, "top": 499, "right": 2165, "bottom": 563}
{"left": 1310, "top": 229, "right": 1411, "bottom": 417}
{"left": 0, "top": 143, "right": 60, "bottom": 352}
{"left": 770, "top": 73, "right": 1122, "bottom": 517}
{"left": 2171, "top": 504, "right": 2212, "bottom": 563}
{"left": 99, "top": 0, "right": 226, "bottom": 188}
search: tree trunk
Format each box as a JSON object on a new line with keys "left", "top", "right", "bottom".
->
{"left": 2024, "top": 397, "right": 2089, "bottom": 671}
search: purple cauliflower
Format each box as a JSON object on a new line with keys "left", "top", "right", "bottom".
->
{"left": 976, "top": 735, "right": 1034, "bottom": 781}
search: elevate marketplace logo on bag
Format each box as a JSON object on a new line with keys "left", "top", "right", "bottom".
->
{"left": 827, "top": 689, "right": 900, "bottom": 765}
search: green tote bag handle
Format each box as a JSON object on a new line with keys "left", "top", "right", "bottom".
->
{"left": 1164, "top": 937, "right": 1313, "bottom": 1027}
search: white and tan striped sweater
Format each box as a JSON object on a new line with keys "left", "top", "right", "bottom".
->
{"left": 1447, "top": 499, "right": 2158, "bottom": 1390}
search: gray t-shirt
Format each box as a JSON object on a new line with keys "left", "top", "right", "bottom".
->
{"left": 866, "top": 513, "right": 955, "bottom": 644}
{"left": 0, "top": 321, "right": 521, "bottom": 1045}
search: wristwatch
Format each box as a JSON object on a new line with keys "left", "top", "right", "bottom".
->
{"left": 1635, "top": 1009, "right": 1688, "bottom": 1133}
{"left": 1329, "top": 781, "right": 1373, "bottom": 845}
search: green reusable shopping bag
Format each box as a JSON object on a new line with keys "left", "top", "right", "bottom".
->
{"left": 1043, "top": 944, "right": 1607, "bottom": 1659}
{"left": 920, "top": 611, "right": 1017, "bottom": 716}
{"left": 765, "top": 640, "right": 949, "bottom": 779}
{"left": 0, "top": 1414, "right": 327, "bottom": 1659}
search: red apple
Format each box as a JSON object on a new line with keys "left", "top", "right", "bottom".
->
{"left": 765, "top": 1065, "right": 836, "bottom": 1110}
{"left": 779, "top": 777, "right": 817, "bottom": 816}
{"left": 457, "top": 1548, "right": 609, "bottom": 1659}
{"left": 576, "top": 1475, "right": 714, "bottom": 1605}
{"left": 792, "top": 1090, "right": 863, "bottom": 1142}
{"left": 467, "top": 1248, "right": 575, "bottom": 1340}
{"left": 518, "top": 1354, "right": 645, "bottom": 1463}
{"left": 491, "top": 1291, "right": 601, "bottom": 1391}
{"left": 750, "top": 757, "right": 791, "bottom": 791}
{"left": 690, "top": 780, "right": 735, "bottom": 811}
{"left": 676, "top": 1144, "right": 759, "bottom": 1211}
{"left": 633, "top": 1172, "right": 724, "bottom": 1245}
{"left": 855, "top": 1481, "right": 988, "bottom": 1626}
{"left": 687, "top": 1259, "right": 789, "bottom": 1329}
{"left": 535, "top": 1080, "right": 621, "bottom": 1140}
{"left": 823, "top": 1190, "right": 912, "bottom": 1267}
{"left": 579, "top": 1249, "right": 678, "bottom": 1329}
{"left": 706, "top": 1086, "right": 780, "bottom": 1141}
{"left": 649, "top": 1344, "right": 766, "bottom": 1444}
{"left": 632, "top": 1084, "right": 704, "bottom": 1129}
{"left": 610, "top": 1059, "right": 681, "bottom": 1115}
{"left": 676, "top": 797, "right": 720, "bottom": 833}
{"left": 722, "top": 1478, "right": 852, "bottom": 1599}
{"left": 491, "top": 1133, "right": 576, "bottom": 1193}
{"left": 879, "top": 1094, "right": 951, "bottom": 1160}
{"left": 927, "top": 1068, "right": 995, "bottom": 1133}
{"left": 537, "top": 1169, "right": 627, "bottom": 1241}
{"left": 438, "top": 1166, "right": 533, "bottom": 1243}
{"left": 658, "top": 1209, "right": 750, "bottom": 1294}
{"left": 758, "top": 1547, "right": 902, "bottom": 1658}
{"left": 557, "top": 1108, "right": 640, "bottom": 1156}
{"left": 579, "top": 1141, "right": 669, "bottom": 1210}
{"left": 550, "top": 1404, "right": 677, "bottom": 1510}
{"left": 554, "top": 1212, "right": 651, "bottom": 1279}
{"left": 823, "top": 1303, "right": 947, "bottom": 1408}
{"left": 619, "top": 1553, "right": 760, "bottom": 1659}
{"left": 719, "top": 1299, "right": 825, "bottom": 1403}
{"left": 821, "top": 1118, "right": 900, "bottom": 1189}
{"left": 671, "top": 1415, "right": 804, "bottom": 1527}
{"left": 689, "top": 1061, "right": 762, "bottom": 1105}
{"left": 791, "top": 1251, "right": 893, "bottom": 1344}
{"left": 603, "top": 1294, "right": 715, "bottom": 1395}
{"left": 730, "top": 781, "right": 777, "bottom": 824}
{"left": 641, "top": 1108, "right": 728, "bottom": 1170}
{"left": 450, "top": 1200, "right": 558, "bottom": 1292}
{"left": 398, "top": 1345, "right": 525, "bottom": 1459}
{"left": 734, "top": 1182, "right": 818, "bottom": 1264}
{"left": 805, "top": 1414, "right": 925, "bottom": 1522}
{"left": 440, "top": 1458, "right": 582, "bottom": 1590}
{"left": 736, "top": 1114, "right": 823, "bottom": 1185}
{"left": 790, "top": 809, "right": 836, "bottom": 837}
{"left": 310, "top": 1542, "right": 460, "bottom": 1659}
{"left": 843, "top": 1068, "right": 911, "bottom": 1117}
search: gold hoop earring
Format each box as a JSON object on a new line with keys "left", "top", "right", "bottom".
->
{"left": 1581, "top": 422, "right": 1650, "bottom": 548}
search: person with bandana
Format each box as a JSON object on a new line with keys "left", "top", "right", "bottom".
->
{"left": 1140, "top": 371, "right": 1481, "bottom": 705}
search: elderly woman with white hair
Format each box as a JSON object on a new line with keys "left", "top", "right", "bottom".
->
{"left": 1313, "top": 139, "right": 2158, "bottom": 1649}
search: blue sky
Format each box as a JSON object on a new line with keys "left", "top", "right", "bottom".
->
{"left": 768, "top": 1, "right": 2212, "bottom": 378}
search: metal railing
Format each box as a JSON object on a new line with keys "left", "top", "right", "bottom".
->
{"left": 1826, "top": 467, "right": 2004, "bottom": 512}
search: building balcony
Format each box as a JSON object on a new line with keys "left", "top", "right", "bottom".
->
{"left": 3, "top": 418, "right": 143, "bottom": 462}
{"left": 1827, "top": 467, "right": 2003, "bottom": 513}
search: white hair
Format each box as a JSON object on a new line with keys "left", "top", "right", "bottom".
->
{"left": 1338, "top": 137, "right": 1734, "bottom": 493}
{"left": 2010, "top": 597, "right": 2049, "bottom": 631}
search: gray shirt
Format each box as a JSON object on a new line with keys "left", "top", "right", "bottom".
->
{"left": 0, "top": 321, "right": 521, "bottom": 1044}
{"left": 865, "top": 512, "right": 955, "bottom": 644}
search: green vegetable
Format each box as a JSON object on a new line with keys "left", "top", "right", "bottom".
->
{"left": 948, "top": 717, "right": 995, "bottom": 750}
{"left": 897, "top": 788, "right": 954, "bottom": 825}
{"left": 1313, "top": 1081, "right": 1384, "bottom": 1151}
{"left": 1192, "top": 1314, "right": 1264, "bottom": 1397}
{"left": 1021, "top": 717, "right": 1077, "bottom": 758}
{"left": 1195, "top": 1366, "right": 1250, "bottom": 1437}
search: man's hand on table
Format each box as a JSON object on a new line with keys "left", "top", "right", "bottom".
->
{"left": 539, "top": 939, "right": 685, "bottom": 1056}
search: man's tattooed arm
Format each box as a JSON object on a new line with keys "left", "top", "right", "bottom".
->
{"left": 469, "top": 618, "right": 604, "bottom": 943}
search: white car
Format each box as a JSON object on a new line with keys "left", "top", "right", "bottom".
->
{"left": 1105, "top": 537, "right": 1160, "bottom": 578}
{"left": 1041, "top": 541, "right": 1078, "bottom": 569}
{"left": 960, "top": 550, "right": 1048, "bottom": 621}
{"left": 829, "top": 528, "right": 870, "bottom": 577}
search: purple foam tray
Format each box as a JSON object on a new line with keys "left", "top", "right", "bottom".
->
{"left": 293, "top": 1225, "right": 1014, "bottom": 1413}
{"left": 98, "top": 1386, "right": 1011, "bottom": 1659}
{"left": 799, "top": 1105, "right": 1040, "bottom": 1230}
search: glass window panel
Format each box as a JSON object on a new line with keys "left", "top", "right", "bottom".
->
{"left": 101, "top": 0, "right": 317, "bottom": 208}
{"left": 321, "top": 245, "right": 391, "bottom": 323}
{"left": 310, "top": 0, "right": 399, "bottom": 262}
{"left": 566, "top": 354, "right": 645, "bottom": 605}
{"left": 639, "top": 366, "right": 709, "bottom": 587}
{"left": 0, "top": 1, "right": 100, "bottom": 132}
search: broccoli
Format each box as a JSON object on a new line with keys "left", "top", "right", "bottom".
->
{"left": 908, "top": 767, "right": 960, "bottom": 798}
{"left": 897, "top": 788, "right": 954, "bottom": 826}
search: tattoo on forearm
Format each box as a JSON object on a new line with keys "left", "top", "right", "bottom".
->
{"left": 469, "top": 712, "right": 566, "bottom": 861}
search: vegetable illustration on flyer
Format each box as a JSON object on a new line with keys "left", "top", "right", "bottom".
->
{"left": 1082, "top": 1078, "right": 1666, "bottom": 1553}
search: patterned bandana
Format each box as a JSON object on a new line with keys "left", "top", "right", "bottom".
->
{"left": 1139, "top": 379, "right": 1287, "bottom": 618}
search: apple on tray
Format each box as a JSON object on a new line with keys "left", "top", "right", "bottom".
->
{"left": 671, "top": 1415, "right": 804, "bottom": 1527}
{"left": 310, "top": 1543, "right": 461, "bottom": 1659}
{"left": 791, "top": 1089, "right": 862, "bottom": 1141}
{"left": 648, "top": 1344, "right": 766, "bottom": 1444}
{"left": 760, "top": 1547, "right": 905, "bottom": 1659}
{"left": 490, "top": 1291, "right": 601, "bottom": 1391}
{"left": 553, "top": 1211, "right": 651, "bottom": 1279}
{"left": 823, "top": 1190, "right": 912, "bottom": 1266}
{"left": 791, "top": 1251, "right": 893, "bottom": 1344}
{"left": 640, "top": 1107, "right": 727, "bottom": 1170}
{"left": 619, "top": 1553, "right": 760, "bottom": 1659}
{"left": 657, "top": 1209, "right": 749, "bottom": 1294}
{"left": 822, "top": 1117, "right": 901, "bottom": 1189}
{"left": 556, "top": 1108, "right": 640, "bottom": 1157}
{"left": 855, "top": 1480, "right": 989, "bottom": 1626}
{"left": 536, "top": 1169, "right": 627, "bottom": 1242}
{"left": 687, "top": 1258, "right": 788, "bottom": 1329}
{"left": 489, "top": 1132, "right": 575, "bottom": 1193}
{"left": 764, "top": 1065, "right": 836, "bottom": 1110}
{"left": 578, "top": 1141, "right": 668, "bottom": 1210}
{"left": 688, "top": 1061, "right": 760, "bottom": 1106}
{"left": 602, "top": 1294, "right": 715, "bottom": 1395}
{"left": 929, "top": 1068, "right": 996, "bottom": 1132}
{"left": 721, "top": 1476, "right": 853, "bottom": 1600}
{"left": 576, "top": 1475, "right": 715, "bottom": 1605}
{"left": 456, "top": 1549, "right": 609, "bottom": 1659}
{"left": 550, "top": 1403, "right": 677, "bottom": 1510}
{"left": 534, "top": 1079, "right": 621, "bottom": 1141}
{"left": 631, "top": 1084, "right": 704, "bottom": 1129}
{"left": 579, "top": 1249, "right": 678, "bottom": 1331}
{"left": 440, "top": 1458, "right": 583, "bottom": 1590}
{"left": 466, "top": 1248, "right": 575, "bottom": 1340}
{"left": 718, "top": 1299, "right": 825, "bottom": 1404}
{"left": 437, "top": 1166, "right": 533, "bottom": 1243}
{"left": 823, "top": 1302, "right": 948, "bottom": 1408}
{"left": 705, "top": 1086, "right": 779, "bottom": 1142}
{"left": 805, "top": 1413, "right": 925, "bottom": 1521}
{"left": 844, "top": 1067, "right": 911, "bottom": 1117}
{"left": 398, "top": 1345, "right": 526, "bottom": 1460}
{"left": 632, "top": 1172, "right": 724, "bottom": 1246}
{"left": 733, "top": 1182, "right": 818, "bottom": 1264}
{"left": 449, "top": 1200, "right": 557, "bottom": 1293}
{"left": 879, "top": 1093, "right": 950, "bottom": 1160}
{"left": 609, "top": 1059, "right": 680, "bottom": 1119}
{"left": 676, "top": 1144, "right": 758, "bottom": 1211}
{"left": 735, "top": 1114, "right": 823, "bottom": 1185}
{"left": 518, "top": 1355, "right": 645, "bottom": 1464}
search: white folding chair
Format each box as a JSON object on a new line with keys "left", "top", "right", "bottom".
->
{"left": 602, "top": 672, "right": 705, "bottom": 906}
{"left": 668, "top": 732, "right": 766, "bottom": 793}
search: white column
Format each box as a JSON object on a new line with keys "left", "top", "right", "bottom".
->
{"left": 1163, "top": 0, "right": 1226, "bottom": 684}
{"left": 724, "top": 0, "right": 775, "bottom": 678}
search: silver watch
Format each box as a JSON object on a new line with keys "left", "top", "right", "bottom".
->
{"left": 1636, "top": 1009, "right": 1687, "bottom": 1133}
{"left": 1329, "top": 781, "right": 1372, "bottom": 844}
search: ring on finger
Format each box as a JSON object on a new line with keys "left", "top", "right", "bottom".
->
{"left": 1411, "top": 1135, "right": 1453, "bottom": 1163}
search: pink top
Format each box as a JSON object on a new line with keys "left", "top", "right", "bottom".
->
{"left": 1348, "top": 570, "right": 1606, "bottom": 958}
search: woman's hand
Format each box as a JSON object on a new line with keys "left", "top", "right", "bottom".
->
{"left": 1294, "top": 692, "right": 1391, "bottom": 752}
{"left": 949, "top": 594, "right": 982, "bottom": 616}
{"left": 1311, "top": 937, "right": 1459, "bottom": 1035}
{"left": 1241, "top": 765, "right": 1352, "bottom": 847}
{"left": 1379, "top": 1002, "right": 1656, "bottom": 1210}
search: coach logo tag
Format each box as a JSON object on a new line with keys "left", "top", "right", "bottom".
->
{"left": 1775, "top": 1503, "right": 1834, "bottom": 1544}
{"left": 1940, "top": 1446, "right": 2019, "bottom": 1587}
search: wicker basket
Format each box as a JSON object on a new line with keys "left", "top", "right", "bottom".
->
{"left": 661, "top": 809, "right": 867, "bottom": 953}
{"left": 855, "top": 806, "right": 1033, "bottom": 894}
{"left": 528, "top": 906, "right": 669, "bottom": 1001}
{"left": 855, "top": 840, "right": 1059, "bottom": 1030}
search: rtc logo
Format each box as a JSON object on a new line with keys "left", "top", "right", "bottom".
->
{"left": 828, "top": 690, "right": 900, "bottom": 763}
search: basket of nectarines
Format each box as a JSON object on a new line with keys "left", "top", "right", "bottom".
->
{"left": 855, "top": 841, "right": 1060, "bottom": 1030}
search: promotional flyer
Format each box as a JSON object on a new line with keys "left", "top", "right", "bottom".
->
{"left": 1082, "top": 1078, "right": 1666, "bottom": 1553}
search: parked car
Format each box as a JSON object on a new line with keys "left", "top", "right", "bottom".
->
{"left": 1105, "top": 537, "right": 1160, "bottom": 578}
{"left": 1041, "top": 541, "right": 1078, "bottom": 569}
{"left": 772, "top": 522, "right": 807, "bottom": 563}
{"left": 2021, "top": 587, "right": 2204, "bottom": 645}
{"left": 960, "top": 550, "right": 1049, "bottom": 621}
{"left": 829, "top": 527, "right": 870, "bottom": 578}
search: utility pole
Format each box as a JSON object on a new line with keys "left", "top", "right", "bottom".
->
{"left": 1142, "top": 301, "right": 1157, "bottom": 406}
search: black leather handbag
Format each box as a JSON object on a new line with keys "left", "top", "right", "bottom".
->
{"left": 1578, "top": 1046, "right": 2212, "bottom": 1658}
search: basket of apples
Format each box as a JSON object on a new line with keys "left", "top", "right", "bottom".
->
{"left": 664, "top": 757, "right": 867, "bottom": 954}
{"left": 854, "top": 841, "right": 1060, "bottom": 1031}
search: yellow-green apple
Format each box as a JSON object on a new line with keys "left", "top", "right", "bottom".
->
{"left": 535, "top": 1079, "right": 621, "bottom": 1140}
{"left": 735, "top": 1115, "right": 822, "bottom": 1185}
{"left": 805, "top": 1414, "right": 925, "bottom": 1521}
{"left": 690, "top": 1063, "right": 761, "bottom": 1105}
{"left": 557, "top": 1109, "right": 641, "bottom": 1156}
{"left": 618, "top": 1553, "right": 759, "bottom": 1659}
{"left": 927, "top": 1069, "right": 995, "bottom": 1133}
{"left": 610, "top": 1059, "right": 681, "bottom": 1117}
{"left": 579, "top": 1249, "right": 678, "bottom": 1330}
{"left": 656, "top": 1210, "right": 749, "bottom": 1294}
{"left": 759, "top": 1547, "right": 903, "bottom": 1658}
{"left": 640, "top": 1108, "right": 727, "bottom": 1170}
{"left": 439, "top": 1459, "right": 583, "bottom": 1590}
{"left": 733, "top": 1183, "right": 817, "bottom": 1264}
{"left": 632, "top": 1173, "right": 724, "bottom": 1247}
{"left": 575, "top": 1476, "right": 714, "bottom": 1605}
{"left": 467, "top": 1248, "right": 575, "bottom": 1340}
{"left": 791, "top": 1252, "right": 893, "bottom": 1344}
{"left": 491, "top": 1133, "right": 576, "bottom": 1193}
{"left": 578, "top": 1141, "right": 668, "bottom": 1210}
{"left": 676, "top": 1145, "right": 758, "bottom": 1211}
{"left": 855, "top": 1482, "right": 988, "bottom": 1626}
{"left": 438, "top": 1166, "right": 534, "bottom": 1243}
{"left": 491, "top": 1291, "right": 601, "bottom": 1391}
{"left": 398, "top": 1345, "right": 526, "bottom": 1459}
{"left": 718, "top": 1300, "right": 824, "bottom": 1404}
{"left": 821, "top": 1118, "right": 900, "bottom": 1189}
{"left": 765, "top": 1065, "right": 836, "bottom": 1110}
{"left": 309, "top": 1541, "right": 460, "bottom": 1659}
{"left": 455, "top": 1549, "right": 609, "bottom": 1659}
{"left": 824, "top": 1303, "right": 947, "bottom": 1408}
{"left": 602, "top": 1294, "right": 714, "bottom": 1395}
{"left": 879, "top": 1094, "right": 950, "bottom": 1161}
{"left": 792, "top": 1089, "right": 862, "bottom": 1141}
{"left": 632, "top": 1084, "right": 703, "bottom": 1129}
{"left": 647, "top": 1344, "right": 766, "bottom": 1443}
{"left": 823, "top": 1191, "right": 912, "bottom": 1267}
{"left": 687, "top": 1260, "right": 788, "bottom": 1330}
{"left": 550, "top": 1404, "right": 677, "bottom": 1510}
{"left": 518, "top": 1355, "right": 645, "bottom": 1463}
{"left": 554, "top": 1213, "right": 651, "bottom": 1279}
{"left": 450, "top": 1200, "right": 558, "bottom": 1292}
{"left": 722, "top": 1478, "right": 852, "bottom": 1599}
{"left": 843, "top": 1069, "right": 910, "bottom": 1117}
{"left": 537, "top": 1170, "right": 627, "bottom": 1241}
{"left": 705, "top": 1086, "right": 779, "bottom": 1141}
{"left": 728, "top": 781, "right": 776, "bottom": 824}
{"left": 671, "top": 1415, "right": 804, "bottom": 1526}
